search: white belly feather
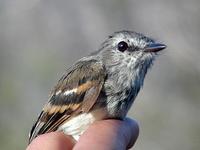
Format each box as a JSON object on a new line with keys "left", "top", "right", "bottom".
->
{"left": 57, "top": 113, "right": 96, "bottom": 141}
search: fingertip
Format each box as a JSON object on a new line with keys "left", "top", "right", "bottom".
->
{"left": 123, "top": 118, "right": 139, "bottom": 149}
{"left": 26, "top": 132, "right": 74, "bottom": 150}
{"left": 74, "top": 118, "right": 139, "bottom": 150}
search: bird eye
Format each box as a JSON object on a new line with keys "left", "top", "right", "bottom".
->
{"left": 117, "top": 41, "right": 128, "bottom": 52}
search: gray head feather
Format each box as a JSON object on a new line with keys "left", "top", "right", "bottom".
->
{"left": 96, "top": 31, "right": 162, "bottom": 118}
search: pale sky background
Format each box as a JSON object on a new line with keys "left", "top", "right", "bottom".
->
{"left": 0, "top": 0, "right": 200, "bottom": 149}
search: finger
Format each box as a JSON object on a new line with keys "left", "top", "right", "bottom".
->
{"left": 26, "top": 132, "right": 75, "bottom": 150}
{"left": 73, "top": 118, "right": 139, "bottom": 150}
{"left": 122, "top": 118, "right": 139, "bottom": 149}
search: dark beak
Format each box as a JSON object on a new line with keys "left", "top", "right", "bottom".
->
{"left": 144, "top": 43, "right": 166, "bottom": 53}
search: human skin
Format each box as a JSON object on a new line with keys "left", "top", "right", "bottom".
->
{"left": 26, "top": 118, "right": 139, "bottom": 150}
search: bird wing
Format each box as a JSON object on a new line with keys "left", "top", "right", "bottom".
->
{"left": 29, "top": 59, "right": 106, "bottom": 143}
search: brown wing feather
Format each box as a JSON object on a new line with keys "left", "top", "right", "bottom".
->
{"left": 29, "top": 60, "right": 105, "bottom": 143}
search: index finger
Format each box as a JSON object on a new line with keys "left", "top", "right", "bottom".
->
{"left": 74, "top": 118, "right": 139, "bottom": 150}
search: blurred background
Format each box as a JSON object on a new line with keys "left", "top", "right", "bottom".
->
{"left": 0, "top": 0, "right": 200, "bottom": 149}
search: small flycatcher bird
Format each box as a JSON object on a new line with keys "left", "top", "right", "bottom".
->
{"left": 29, "top": 30, "right": 166, "bottom": 143}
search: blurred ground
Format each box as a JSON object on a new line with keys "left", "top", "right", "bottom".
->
{"left": 0, "top": 0, "right": 200, "bottom": 149}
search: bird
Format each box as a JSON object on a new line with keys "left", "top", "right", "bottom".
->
{"left": 29, "top": 30, "right": 166, "bottom": 143}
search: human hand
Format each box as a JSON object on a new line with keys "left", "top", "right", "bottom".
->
{"left": 26, "top": 118, "right": 139, "bottom": 150}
